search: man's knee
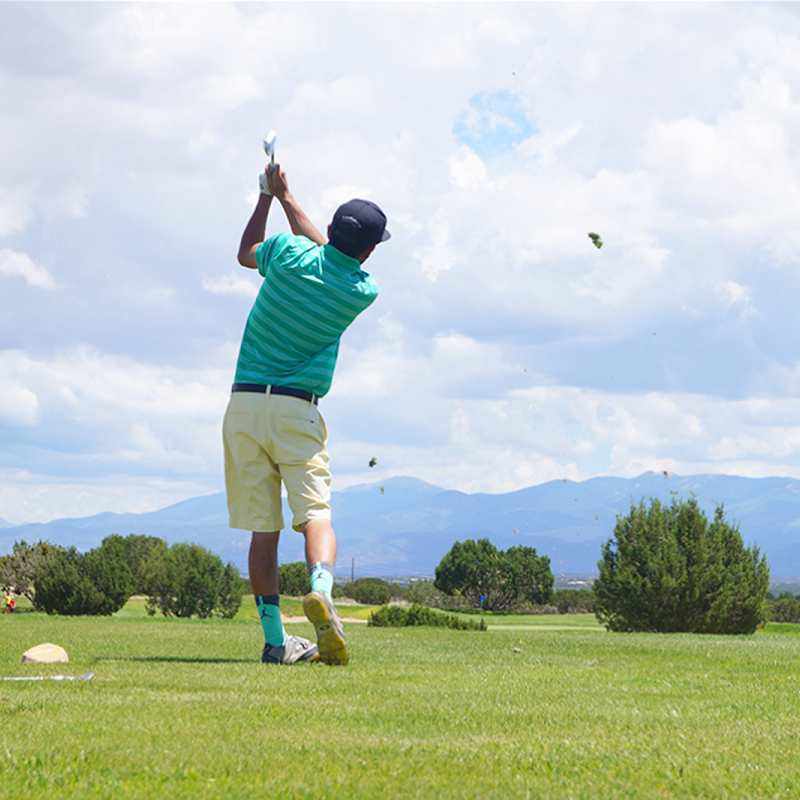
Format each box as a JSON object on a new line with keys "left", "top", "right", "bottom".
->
{"left": 300, "top": 519, "right": 335, "bottom": 538}
{"left": 250, "top": 531, "right": 280, "bottom": 551}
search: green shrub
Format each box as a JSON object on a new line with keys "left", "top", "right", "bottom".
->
{"left": 434, "top": 538, "right": 553, "bottom": 611}
{"left": 389, "top": 582, "right": 407, "bottom": 600}
{"left": 34, "top": 547, "right": 97, "bottom": 616}
{"left": 368, "top": 603, "right": 486, "bottom": 630}
{"left": 32, "top": 536, "right": 244, "bottom": 619}
{"left": 551, "top": 589, "right": 596, "bottom": 614}
{"left": 595, "top": 495, "right": 769, "bottom": 634}
{"left": 344, "top": 578, "right": 392, "bottom": 605}
{"left": 368, "top": 604, "right": 409, "bottom": 627}
{"left": 1, "top": 540, "right": 67, "bottom": 610}
{"left": 404, "top": 578, "right": 453, "bottom": 608}
{"left": 217, "top": 561, "right": 247, "bottom": 619}
{"left": 170, "top": 543, "right": 224, "bottom": 618}
{"left": 103, "top": 533, "right": 165, "bottom": 594}
{"left": 144, "top": 542, "right": 243, "bottom": 619}
{"left": 770, "top": 596, "right": 800, "bottom": 623}
{"left": 279, "top": 561, "right": 311, "bottom": 596}
{"left": 82, "top": 543, "right": 135, "bottom": 613}
{"left": 33, "top": 538, "right": 134, "bottom": 616}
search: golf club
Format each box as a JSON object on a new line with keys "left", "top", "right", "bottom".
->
{"left": 264, "top": 130, "right": 276, "bottom": 172}
{"left": 1, "top": 672, "right": 94, "bottom": 681}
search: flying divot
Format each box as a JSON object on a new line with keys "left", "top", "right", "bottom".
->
{"left": 588, "top": 232, "right": 603, "bottom": 249}
{"left": 369, "top": 457, "right": 377, "bottom": 468}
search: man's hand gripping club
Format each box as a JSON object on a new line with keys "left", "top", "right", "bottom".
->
{"left": 238, "top": 163, "right": 326, "bottom": 269}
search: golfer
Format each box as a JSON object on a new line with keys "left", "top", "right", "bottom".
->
{"left": 223, "top": 161, "right": 389, "bottom": 666}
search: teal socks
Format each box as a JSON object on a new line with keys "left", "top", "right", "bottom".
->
{"left": 309, "top": 561, "right": 335, "bottom": 597}
{"left": 256, "top": 595, "right": 286, "bottom": 648}
{"left": 257, "top": 563, "right": 333, "bottom": 648}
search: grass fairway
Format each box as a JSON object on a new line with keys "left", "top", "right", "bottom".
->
{"left": 481, "top": 612, "right": 604, "bottom": 631}
{"left": 2, "top": 609, "right": 800, "bottom": 799}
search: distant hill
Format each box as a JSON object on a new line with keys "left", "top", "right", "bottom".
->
{"left": 3, "top": 472, "right": 800, "bottom": 579}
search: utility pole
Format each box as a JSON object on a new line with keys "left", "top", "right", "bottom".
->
{"left": 351, "top": 557, "right": 355, "bottom": 585}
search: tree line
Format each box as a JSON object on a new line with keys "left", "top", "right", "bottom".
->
{"left": 0, "top": 534, "right": 244, "bottom": 618}
{"left": 1, "top": 494, "right": 782, "bottom": 634}
{"left": 409, "top": 494, "right": 771, "bottom": 635}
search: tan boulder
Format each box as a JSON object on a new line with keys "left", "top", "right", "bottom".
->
{"left": 22, "top": 643, "right": 69, "bottom": 664}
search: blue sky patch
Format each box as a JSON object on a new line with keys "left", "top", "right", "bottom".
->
{"left": 453, "top": 90, "right": 537, "bottom": 159}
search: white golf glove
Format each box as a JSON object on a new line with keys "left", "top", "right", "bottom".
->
{"left": 258, "top": 170, "right": 271, "bottom": 196}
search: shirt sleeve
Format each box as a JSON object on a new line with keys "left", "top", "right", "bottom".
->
{"left": 256, "top": 233, "right": 320, "bottom": 278}
{"left": 256, "top": 233, "right": 289, "bottom": 278}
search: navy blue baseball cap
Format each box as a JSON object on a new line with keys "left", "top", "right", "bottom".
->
{"left": 329, "top": 199, "right": 390, "bottom": 258}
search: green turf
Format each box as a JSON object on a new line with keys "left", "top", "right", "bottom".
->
{"left": 481, "top": 612, "right": 603, "bottom": 631}
{"left": 2, "top": 609, "right": 800, "bottom": 799}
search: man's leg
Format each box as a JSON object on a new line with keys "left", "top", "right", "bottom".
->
{"left": 250, "top": 531, "right": 319, "bottom": 665}
{"left": 301, "top": 518, "right": 348, "bottom": 666}
{"left": 224, "top": 393, "right": 317, "bottom": 664}
{"left": 303, "top": 518, "right": 337, "bottom": 596}
{"left": 249, "top": 531, "right": 286, "bottom": 648}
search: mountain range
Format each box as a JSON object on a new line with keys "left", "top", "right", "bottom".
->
{"left": 3, "top": 472, "right": 800, "bottom": 579}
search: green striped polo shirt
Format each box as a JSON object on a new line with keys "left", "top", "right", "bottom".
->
{"left": 234, "top": 233, "right": 379, "bottom": 397}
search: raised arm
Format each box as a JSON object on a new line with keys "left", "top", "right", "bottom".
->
{"left": 267, "top": 165, "right": 326, "bottom": 246}
{"left": 237, "top": 190, "right": 273, "bottom": 269}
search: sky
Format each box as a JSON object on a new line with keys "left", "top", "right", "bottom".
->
{"left": 3, "top": 1, "right": 800, "bottom": 525}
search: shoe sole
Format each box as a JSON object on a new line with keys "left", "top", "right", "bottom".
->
{"left": 303, "top": 593, "right": 348, "bottom": 666}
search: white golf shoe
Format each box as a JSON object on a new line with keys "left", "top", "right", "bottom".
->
{"left": 262, "top": 635, "right": 319, "bottom": 665}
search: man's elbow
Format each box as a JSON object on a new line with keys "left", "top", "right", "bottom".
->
{"left": 237, "top": 247, "right": 258, "bottom": 269}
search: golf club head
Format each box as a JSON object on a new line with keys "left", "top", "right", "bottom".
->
{"left": 263, "top": 130, "right": 276, "bottom": 171}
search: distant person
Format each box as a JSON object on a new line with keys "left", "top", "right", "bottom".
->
{"left": 223, "top": 159, "right": 390, "bottom": 666}
{"left": 5, "top": 592, "right": 14, "bottom": 614}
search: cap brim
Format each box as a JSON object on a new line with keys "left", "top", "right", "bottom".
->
{"left": 381, "top": 228, "right": 391, "bottom": 242}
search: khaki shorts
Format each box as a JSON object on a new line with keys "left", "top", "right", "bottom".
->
{"left": 222, "top": 391, "right": 331, "bottom": 532}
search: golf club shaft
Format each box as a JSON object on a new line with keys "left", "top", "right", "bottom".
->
{"left": 1, "top": 672, "right": 94, "bottom": 681}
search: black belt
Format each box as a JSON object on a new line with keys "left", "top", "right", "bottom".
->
{"left": 231, "top": 383, "right": 319, "bottom": 405}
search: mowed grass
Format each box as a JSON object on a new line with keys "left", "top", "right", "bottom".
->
{"left": 2, "top": 606, "right": 800, "bottom": 800}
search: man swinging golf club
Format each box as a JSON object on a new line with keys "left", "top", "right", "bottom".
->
{"left": 223, "top": 140, "right": 390, "bottom": 665}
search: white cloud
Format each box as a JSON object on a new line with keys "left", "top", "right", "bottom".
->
{"left": 413, "top": 217, "right": 459, "bottom": 281}
{"left": 0, "top": 248, "right": 57, "bottom": 289}
{"left": 0, "top": 347, "right": 230, "bottom": 496}
{"left": 449, "top": 146, "right": 487, "bottom": 190}
{"left": 0, "top": 469, "right": 216, "bottom": 524}
{"left": 27, "top": 347, "right": 230, "bottom": 418}
{"left": 121, "top": 421, "right": 208, "bottom": 473}
{"left": 0, "top": 382, "right": 39, "bottom": 426}
{"left": 0, "top": 190, "right": 32, "bottom": 236}
{"left": 716, "top": 280, "right": 756, "bottom": 317}
{"left": 202, "top": 272, "right": 259, "bottom": 298}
